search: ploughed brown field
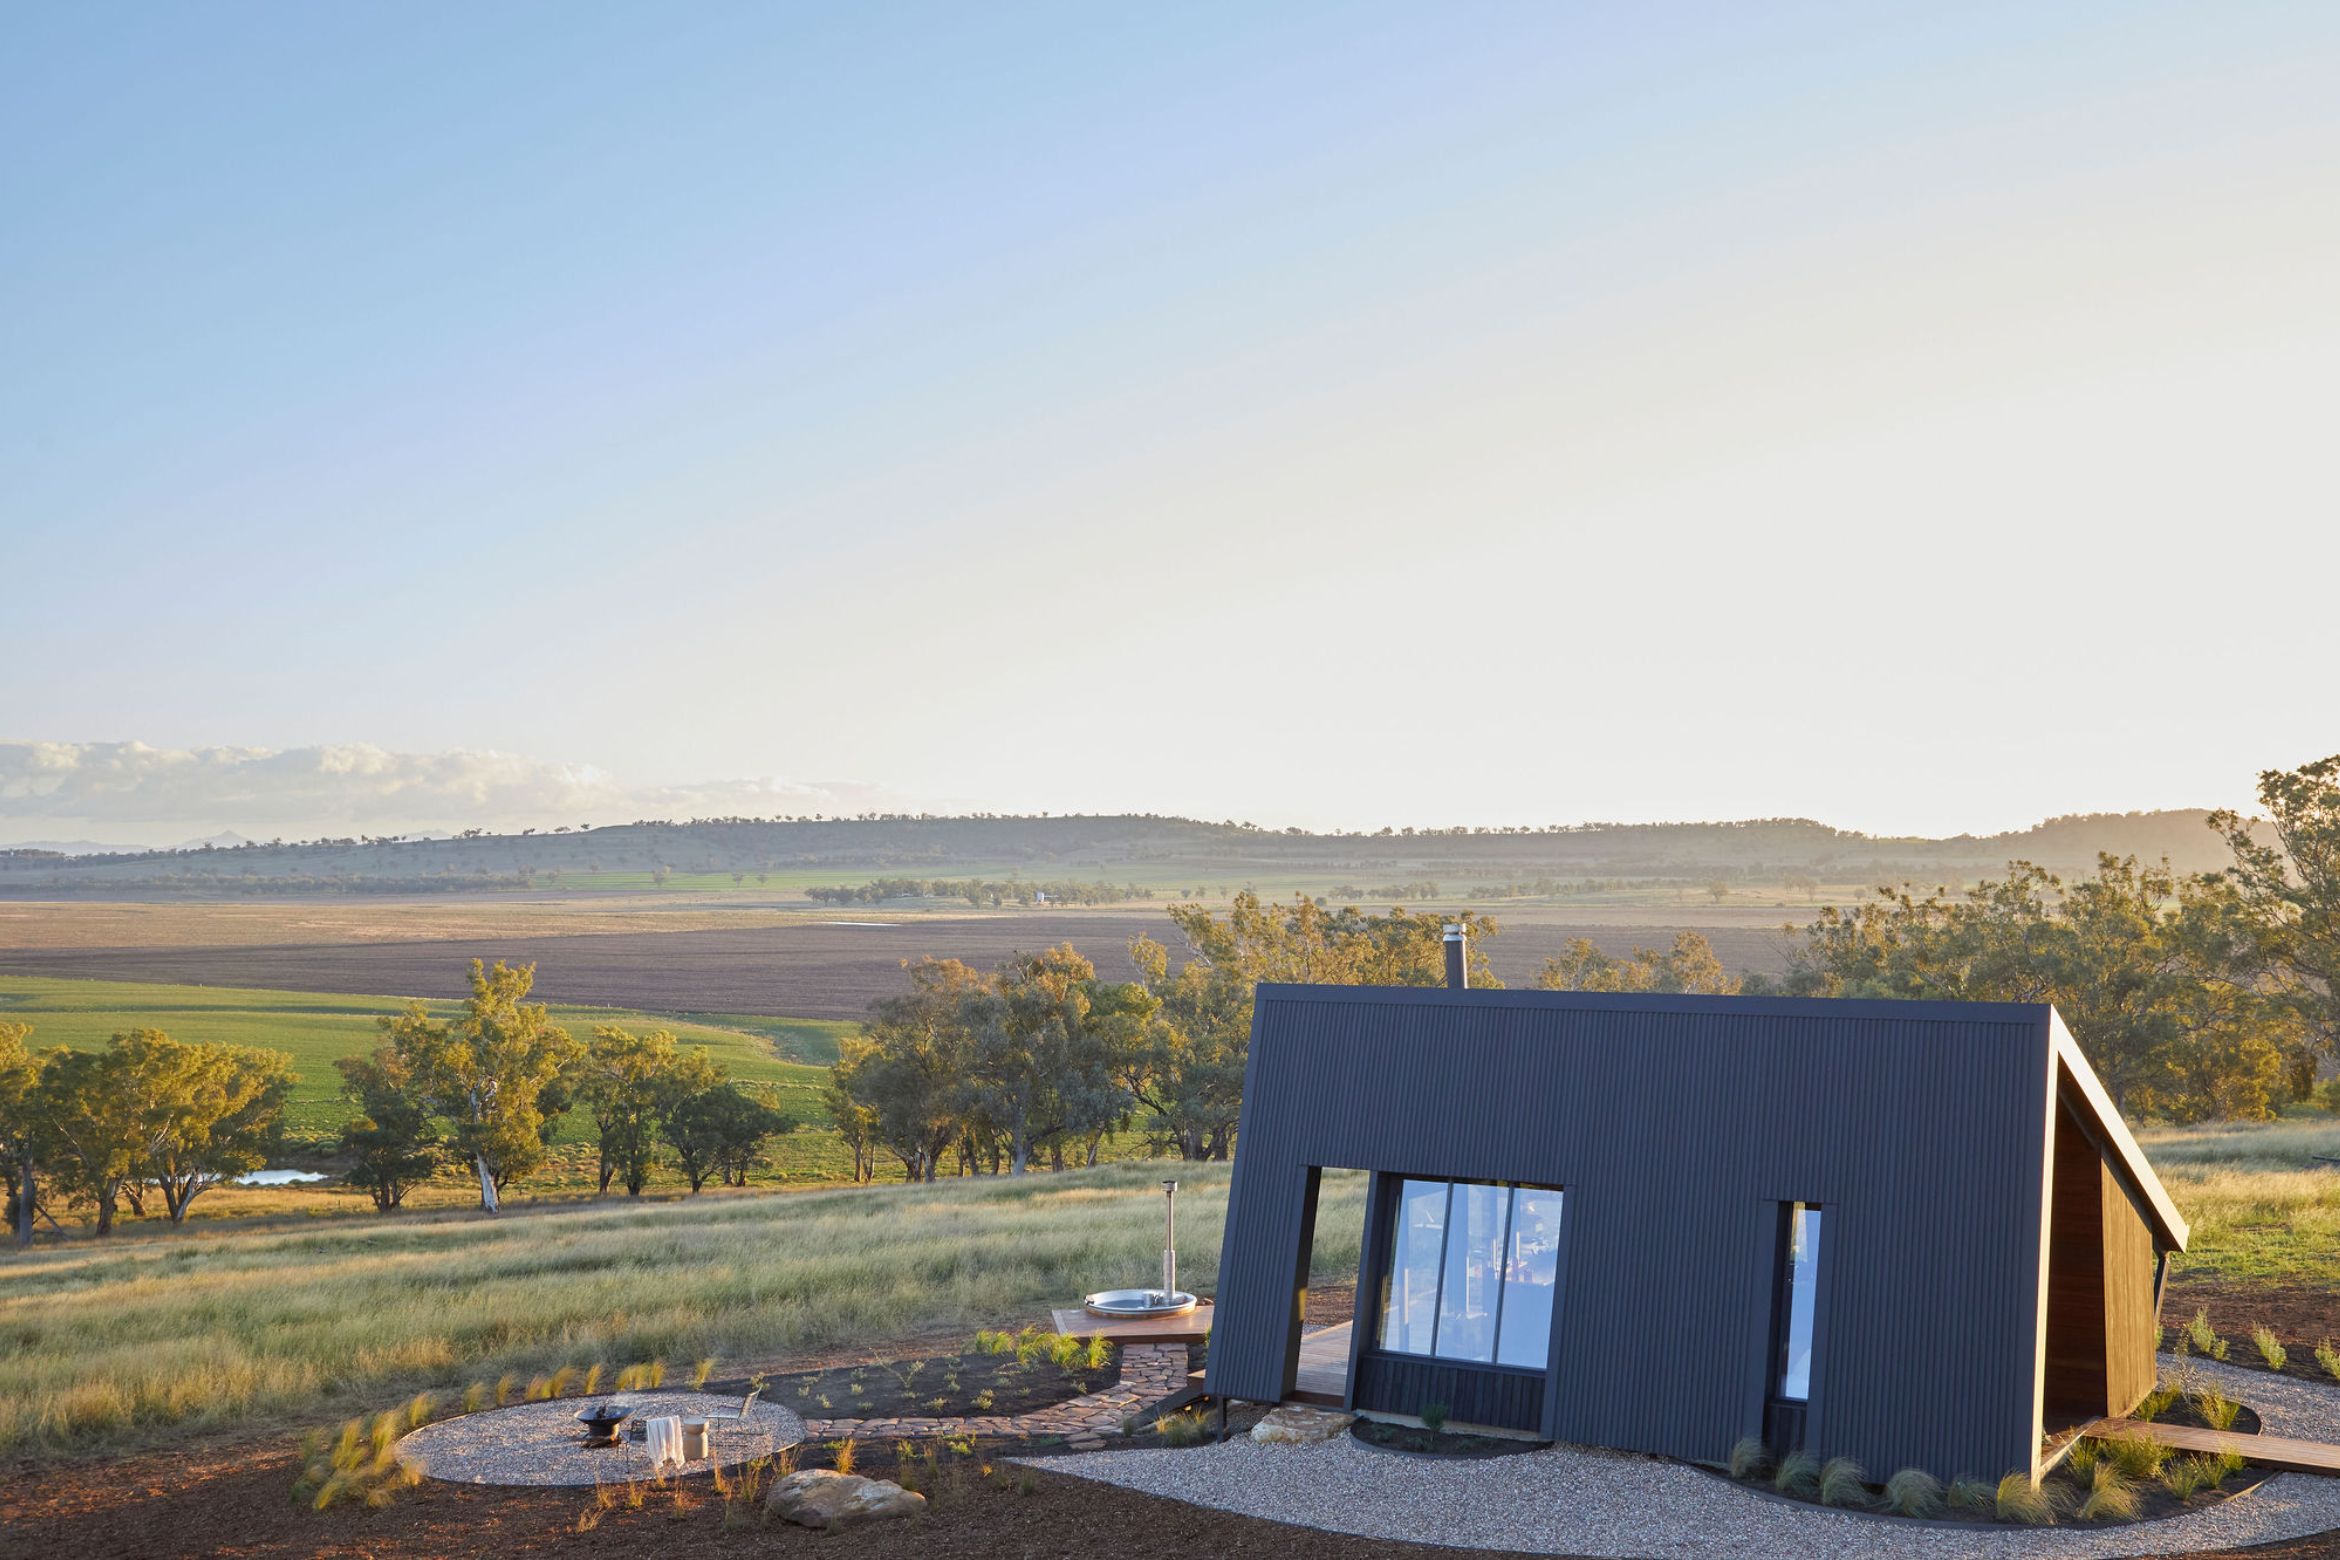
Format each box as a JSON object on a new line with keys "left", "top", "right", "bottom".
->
{"left": 0, "top": 914, "right": 1794, "bottom": 1020}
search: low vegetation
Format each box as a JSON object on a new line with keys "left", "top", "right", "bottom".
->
{"left": 0, "top": 1162, "right": 1364, "bottom": 1456}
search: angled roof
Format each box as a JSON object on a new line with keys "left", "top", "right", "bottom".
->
{"left": 1246, "top": 983, "right": 2188, "bottom": 1250}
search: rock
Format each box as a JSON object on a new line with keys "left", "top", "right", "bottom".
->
{"left": 1251, "top": 1405, "right": 1355, "bottom": 1445}
{"left": 765, "top": 1468, "right": 928, "bottom": 1530}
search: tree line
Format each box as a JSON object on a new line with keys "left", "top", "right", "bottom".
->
{"left": 822, "top": 897, "right": 1501, "bottom": 1179}
{"left": 337, "top": 960, "right": 792, "bottom": 1213}
{"left": 0, "top": 1025, "right": 293, "bottom": 1242}
{"left": 820, "top": 755, "right": 2340, "bottom": 1175}
{"left": 0, "top": 959, "right": 793, "bottom": 1243}
{"left": 804, "top": 877, "right": 1156, "bottom": 907}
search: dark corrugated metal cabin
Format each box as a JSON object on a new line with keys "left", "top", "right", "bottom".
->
{"left": 1203, "top": 982, "right": 2187, "bottom": 1482}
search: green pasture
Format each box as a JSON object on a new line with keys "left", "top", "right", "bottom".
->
{"left": 0, "top": 975, "right": 835, "bottom": 1140}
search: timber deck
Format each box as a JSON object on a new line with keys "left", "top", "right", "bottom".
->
{"left": 2091, "top": 1416, "right": 2340, "bottom": 1476}
{"left": 1292, "top": 1321, "right": 1352, "bottom": 1407}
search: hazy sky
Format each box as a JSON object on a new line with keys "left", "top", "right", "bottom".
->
{"left": 5, "top": 2, "right": 2337, "bottom": 841}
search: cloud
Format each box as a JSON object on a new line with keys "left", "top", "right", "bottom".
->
{"left": 0, "top": 741, "right": 899, "bottom": 841}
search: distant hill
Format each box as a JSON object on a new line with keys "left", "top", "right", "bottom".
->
{"left": 0, "top": 809, "right": 2257, "bottom": 897}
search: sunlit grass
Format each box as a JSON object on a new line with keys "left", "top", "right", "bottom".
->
{"left": 2139, "top": 1112, "right": 2340, "bottom": 1286}
{"left": 0, "top": 1163, "right": 1366, "bottom": 1457}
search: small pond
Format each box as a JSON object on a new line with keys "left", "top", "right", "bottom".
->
{"left": 235, "top": 1168, "right": 329, "bottom": 1186}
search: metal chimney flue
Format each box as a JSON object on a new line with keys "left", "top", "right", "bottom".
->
{"left": 1443, "top": 923, "right": 1467, "bottom": 989}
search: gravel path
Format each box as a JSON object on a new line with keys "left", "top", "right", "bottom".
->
{"left": 1038, "top": 1358, "right": 2340, "bottom": 1558}
{"left": 399, "top": 1392, "right": 804, "bottom": 1487}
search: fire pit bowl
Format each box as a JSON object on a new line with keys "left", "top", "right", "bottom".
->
{"left": 1083, "top": 1287, "right": 1199, "bottom": 1319}
{"left": 574, "top": 1401, "right": 633, "bottom": 1448}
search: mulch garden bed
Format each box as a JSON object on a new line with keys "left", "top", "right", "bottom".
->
{"left": 729, "top": 1337, "right": 1120, "bottom": 1426}
{"left": 1350, "top": 1418, "right": 1545, "bottom": 1460}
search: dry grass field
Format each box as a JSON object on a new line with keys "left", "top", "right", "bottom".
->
{"left": 0, "top": 1164, "right": 1369, "bottom": 1457}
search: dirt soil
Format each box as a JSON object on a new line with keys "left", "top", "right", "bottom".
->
{"left": 11, "top": 1430, "right": 2340, "bottom": 1560}
{"left": 2168, "top": 1276, "right": 2340, "bottom": 1382}
{"left": 750, "top": 1345, "right": 1116, "bottom": 1423}
{"left": 0, "top": 917, "right": 1794, "bottom": 1020}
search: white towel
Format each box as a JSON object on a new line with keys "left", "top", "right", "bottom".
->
{"left": 644, "top": 1415, "right": 685, "bottom": 1471}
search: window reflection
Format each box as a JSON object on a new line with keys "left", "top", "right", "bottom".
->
{"left": 1777, "top": 1204, "right": 1823, "bottom": 1402}
{"left": 1375, "top": 1177, "right": 1563, "bottom": 1371}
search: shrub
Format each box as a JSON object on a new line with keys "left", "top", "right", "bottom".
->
{"left": 971, "top": 1388, "right": 995, "bottom": 1412}
{"left": 2194, "top": 1388, "right": 2242, "bottom": 1432}
{"left": 1727, "top": 1436, "right": 1773, "bottom": 1481}
{"left": 2318, "top": 1339, "right": 2340, "bottom": 1386}
{"left": 1773, "top": 1450, "right": 1820, "bottom": 1499}
{"left": 2077, "top": 1463, "right": 2137, "bottom": 1522}
{"left": 2103, "top": 1432, "right": 2164, "bottom": 1481}
{"left": 2164, "top": 1455, "right": 2218, "bottom": 1499}
{"left": 2184, "top": 1309, "right": 2229, "bottom": 1362}
{"left": 1882, "top": 1467, "right": 1942, "bottom": 1518}
{"left": 1153, "top": 1410, "right": 1208, "bottom": 1447}
{"left": 1995, "top": 1471, "right": 2054, "bottom": 1525}
{"left": 1945, "top": 1476, "right": 1995, "bottom": 1515}
{"left": 1818, "top": 1456, "right": 1870, "bottom": 1509}
{"left": 2252, "top": 1325, "right": 2288, "bottom": 1373}
{"left": 829, "top": 1437, "right": 856, "bottom": 1475}
{"left": 1418, "top": 1401, "right": 1450, "bottom": 1438}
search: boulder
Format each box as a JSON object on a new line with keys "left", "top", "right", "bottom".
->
{"left": 766, "top": 1467, "right": 928, "bottom": 1530}
{"left": 1251, "top": 1404, "right": 1355, "bottom": 1445}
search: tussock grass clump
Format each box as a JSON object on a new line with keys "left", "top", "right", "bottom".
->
{"left": 2063, "top": 1439, "right": 2100, "bottom": 1481}
{"left": 1153, "top": 1410, "right": 1208, "bottom": 1447}
{"left": 1882, "top": 1467, "right": 1942, "bottom": 1518}
{"left": 493, "top": 1373, "right": 517, "bottom": 1407}
{"left": 1995, "top": 1471, "right": 2054, "bottom": 1525}
{"left": 2077, "top": 1463, "right": 2137, "bottom": 1522}
{"left": 2194, "top": 1387, "right": 2242, "bottom": 1432}
{"left": 1727, "top": 1435, "right": 1773, "bottom": 1481}
{"left": 692, "top": 1357, "right": 717, "bottom": 1389}
{"left": 1084, "top": 1335, "right": 1112, "bottom": 1371}
{"left": 2134, "top": 1383, "right": 2179, "bottom": 1421}
{"left": 403, "top": 1392, "right": 435, "bottom": 1430}
{"left": 2182, "top": 1309, "right": 2230, "bottom": 1362}
{"left": 2103, "top": 1432, "right": 2165, "bottom": 1481}
{"left": 2251, "top": 1324, "right": 2288, "bottom": 1373}
{"left": 525, "top": 1375, "right": 554, "bottom": 1402}
{"left": 1817, "top": 1456, "right": 1869, "bottom": 1508}
{"left": 2317, "top": 1339, "right": 2340, "bottom": 1385}
{"left": 582, "top": 1363, "right": 606, "bottom": 1397}
{"left": 1945, "top": 1476, "right": 1995, "bottom": 1515}
{"left": 1772, "top": 1450, "right": 1820, "bottom": 1499}
{"left": 829, "top": 1437, "right": 856, "bottom": 1475}
{"left": 2164, "top": 1454, "right": 2220, "bottom": 1499}
{"left": 461, "top": 1381, "right": 488, "bottom": 1414}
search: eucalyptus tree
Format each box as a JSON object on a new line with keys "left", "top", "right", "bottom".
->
{"left": 380, "top": 960, "right": 578, "bottom": 1211}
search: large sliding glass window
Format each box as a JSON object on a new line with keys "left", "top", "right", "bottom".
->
{"left": 1773, "top": 1203, "right": 1824, "bottom": 1402}
{"left": 1375, "top": 1178, "right": 1564, "bottom": 1371}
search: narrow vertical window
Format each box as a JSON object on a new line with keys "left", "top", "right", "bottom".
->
{"left": 1433, "top": 1181, "right": 1510, "bottom": 1363}
{"left": 1774, "top": 1203, "right": 1824, "bottom": 1402}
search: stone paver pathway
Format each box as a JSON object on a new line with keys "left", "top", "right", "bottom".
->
{"left": 803, "top": 1342, "right": 1192, "bottom": 1451}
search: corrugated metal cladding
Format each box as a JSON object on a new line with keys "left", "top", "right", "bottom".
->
{"left": 1205, "top": 985, "right": 2058, "bottom": 1480}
